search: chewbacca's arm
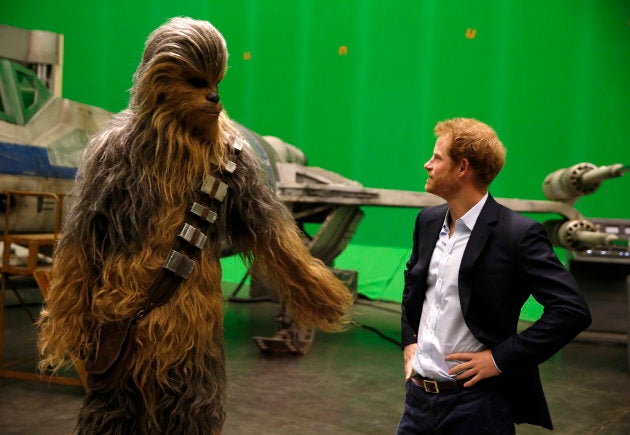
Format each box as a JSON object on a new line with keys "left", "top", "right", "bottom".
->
{"left": 225, "top": 146, "right": 354, "bottom": 332}
{"left": 37, "top": 240, "right": 96, "bottom": 372}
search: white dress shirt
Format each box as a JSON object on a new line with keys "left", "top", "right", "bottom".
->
{"left": 411, "top": 193, "right": 489, "bottom": 381}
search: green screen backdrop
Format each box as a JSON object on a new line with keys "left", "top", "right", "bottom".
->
{"left": 3, "top": 1, "right": 629, "bottom": 319}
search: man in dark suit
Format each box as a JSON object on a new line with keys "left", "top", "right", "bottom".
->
{"left": 396, "top": 118, "right": 591, "bottom": 434}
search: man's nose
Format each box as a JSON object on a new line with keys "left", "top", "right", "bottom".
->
{"left": 206, "top": 92, "right": 220, "bottom": 103}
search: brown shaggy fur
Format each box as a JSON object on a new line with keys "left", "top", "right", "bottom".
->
{"left": 37, "top": 17, "right": 353, "bottom": 434}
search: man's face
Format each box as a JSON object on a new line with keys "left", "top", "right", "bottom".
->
{"left": 423, "top": 134, "right": 460, "bottom": 200}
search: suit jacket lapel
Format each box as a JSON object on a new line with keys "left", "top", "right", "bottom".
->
{"left": 459, "top": 195, "right": 499, "bottom": 317}
{"left": 418, "top": 205, "right": 446, "bottom": 272}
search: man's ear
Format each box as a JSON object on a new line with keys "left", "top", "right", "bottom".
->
{"left": 459, "top": 158, "right": 469, "bottom": 173}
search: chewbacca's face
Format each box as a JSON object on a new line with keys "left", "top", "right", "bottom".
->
{"left": 132, "top": 18, "right": 229, "bottom": 144}
{"left": 161, "top": 65, "right": 224, "bottom": 142}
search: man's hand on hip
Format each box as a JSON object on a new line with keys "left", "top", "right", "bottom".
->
{"left": 446, "top": 349, "right": 500, "bottom": 387}
{"left": 403, "top": 343, "right": 418, "bottom": 381}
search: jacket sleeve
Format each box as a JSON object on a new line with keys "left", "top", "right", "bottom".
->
{"left": 401, "top": 212, "right": 421, "bottom": 348}
{"left": 491, "top": 221, "right": 592, "bottom": 374}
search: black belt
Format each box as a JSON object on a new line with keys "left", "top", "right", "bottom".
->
{"left": 411, "top": 373, "right": 467, "bottom": 394}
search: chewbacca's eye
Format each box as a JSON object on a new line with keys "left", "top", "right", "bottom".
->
{"left": 188, "top": 78, "right": 208, "bottom": 88}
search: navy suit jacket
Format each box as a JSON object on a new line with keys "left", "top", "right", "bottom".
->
{"left": 401, "top": 194, "right": 591, "bottom": 429}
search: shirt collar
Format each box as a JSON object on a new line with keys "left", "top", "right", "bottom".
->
{"left": 443, "top": 192, "right": 489, "bottom": 232}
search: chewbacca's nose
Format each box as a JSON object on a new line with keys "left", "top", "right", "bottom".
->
{"left": 206, "top": 92, "right": 220, "bottom": 103}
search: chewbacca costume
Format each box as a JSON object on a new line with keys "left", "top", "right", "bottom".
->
{"left": 38, "top": 17, "right": 353, "bottom": 434}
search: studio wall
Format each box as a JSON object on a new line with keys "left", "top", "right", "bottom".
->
{"left": 2, "top": 1, "right": 629, "bottom": 312}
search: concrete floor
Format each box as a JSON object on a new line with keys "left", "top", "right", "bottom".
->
{"left": 0, "top": 278, "right": 629, "bottom": 434}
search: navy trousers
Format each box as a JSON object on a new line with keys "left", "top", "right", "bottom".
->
{"left": 396, "top": 379, "right": 515, "bottom": 435}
